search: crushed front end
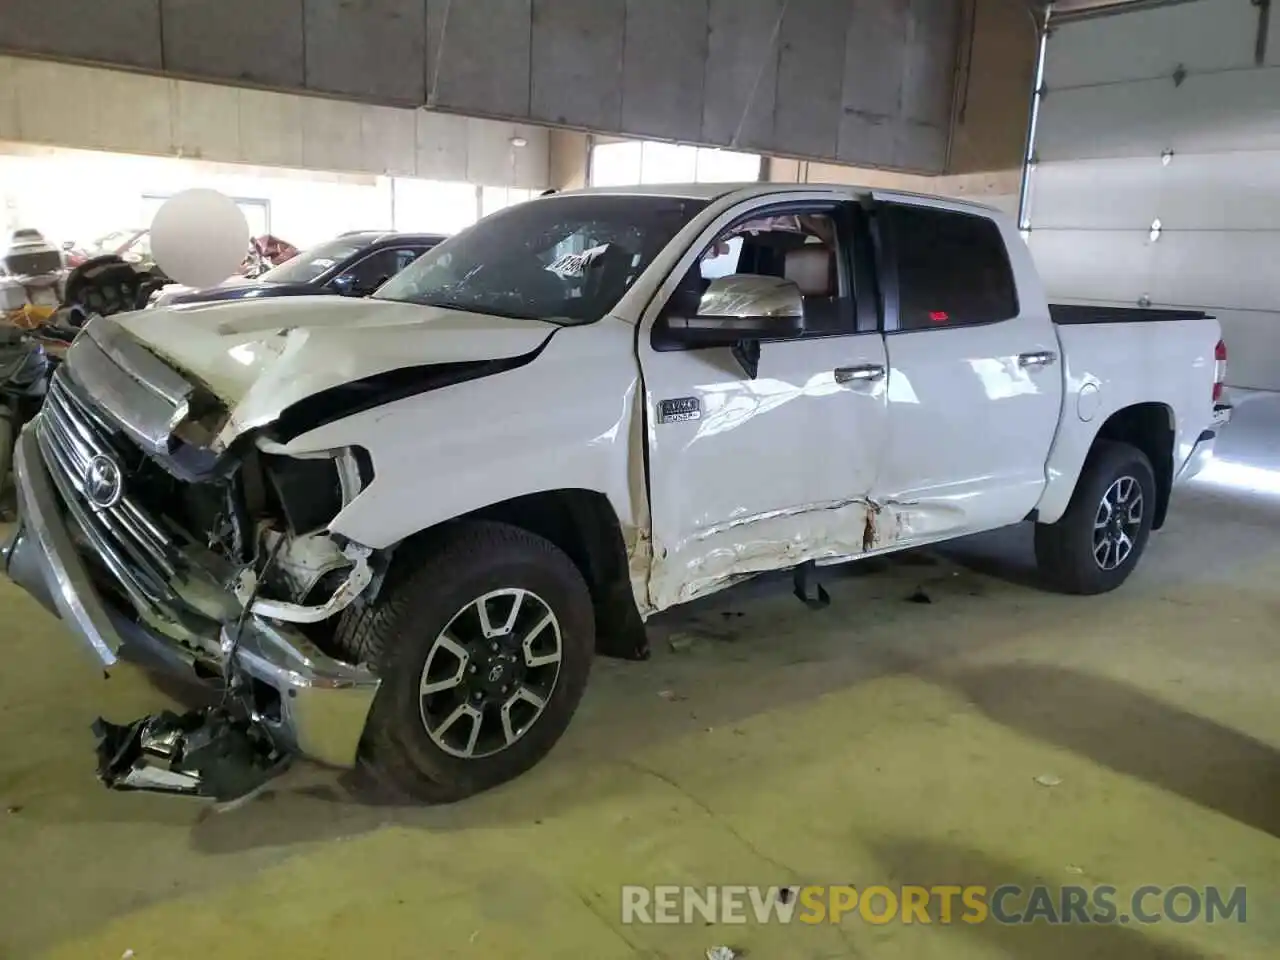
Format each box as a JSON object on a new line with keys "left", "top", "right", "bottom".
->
{"left": 1, "top": 317, "right": 381, "bottom": 796}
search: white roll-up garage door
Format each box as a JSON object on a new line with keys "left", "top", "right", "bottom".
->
{"left": 1024, "top": 0, "right": 1280, "bottom": 390}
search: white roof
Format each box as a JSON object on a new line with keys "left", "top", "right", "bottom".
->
{"left": 553, "top": 181, "right": 1004, "bottom": 216}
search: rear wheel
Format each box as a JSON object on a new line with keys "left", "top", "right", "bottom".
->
{"left": 1034, "top": 440, "right": 1156, "bottom": 595}
{"left": 335, "top": 521, "right": 594, "bottom": 803}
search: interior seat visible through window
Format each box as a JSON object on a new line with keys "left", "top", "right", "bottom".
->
{"left": 657, "top": 207, "right": 857, "bottom": 344}
{"left": 784, "top": 245, "right": 840, "bottom": 334}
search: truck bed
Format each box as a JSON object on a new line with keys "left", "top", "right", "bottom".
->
{"left": 1050, "top": 304, "right": 1210, "bottom": 325}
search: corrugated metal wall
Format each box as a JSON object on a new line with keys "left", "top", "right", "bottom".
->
{"left": 1024, "top": 0, "right": 1280, "bottom": 390}
{"left": 0, "top": 0, "right": 963, "bottom": 173}
{"left": 0, "top": 56, "right": 549, "bottom": 189}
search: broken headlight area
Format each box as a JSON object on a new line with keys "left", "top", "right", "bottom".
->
{"left": 93, "top": 704, "right": 290, "bottom": 801}
{"left": 88, "top": 443, "right": 382, "bottom": 800}
{"left": 235, "top": 442, "right": 377, "bottom": 629}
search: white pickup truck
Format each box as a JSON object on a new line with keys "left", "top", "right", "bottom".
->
{"left": 2, "top": 184, "right": 1231, "bottom": 802}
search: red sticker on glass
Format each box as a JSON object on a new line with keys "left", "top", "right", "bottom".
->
{"left": 929, "top": 311, "right": 949, "bottom": 323}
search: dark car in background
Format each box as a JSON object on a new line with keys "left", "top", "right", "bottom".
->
{"left": 152, "top": 231, "right": 447, "bottom": 307}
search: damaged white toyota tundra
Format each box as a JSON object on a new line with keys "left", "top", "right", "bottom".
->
{"left": 2, "top": 184, "right": 1232, "bottom": 802}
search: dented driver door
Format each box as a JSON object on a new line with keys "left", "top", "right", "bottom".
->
{"left": 637, "top": 196, "right": 889, "bottom": 611}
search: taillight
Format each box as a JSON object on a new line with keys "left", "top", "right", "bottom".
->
{"left": 1213, "top": 339, "right": 1227, "bottom": 402}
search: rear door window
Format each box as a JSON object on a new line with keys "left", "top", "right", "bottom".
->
{"left": 884, "top": 204, "right": 1018, "bottom": 330}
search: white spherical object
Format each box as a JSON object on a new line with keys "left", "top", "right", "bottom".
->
{"left": 150, "top": 189, "right": 249, "bottom": 288}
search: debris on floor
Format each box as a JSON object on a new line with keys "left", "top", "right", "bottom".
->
{"left": 657, "top": 689, "right": 688, "bottom": 702}
{"left": 905, "top": 588, "right": 933, "bottom": 604}
{"left": 1033, "top": 773, "right": 1063, "bottom": 787}
{"left": 93, "top": 706, "right": 290, "bottom": 802}
{"left": 668, "top": 632, "right": 700, "bottom": 653}
{"left": 706, "top": 947, "right": 741, "bottom": 960}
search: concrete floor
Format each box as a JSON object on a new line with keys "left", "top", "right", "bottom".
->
{"left": 2, "top": 397, "right": 1279, "bottom": 959}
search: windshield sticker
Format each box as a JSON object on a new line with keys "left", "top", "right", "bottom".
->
{"left": 546, "top": 243, "right": 611, "bottom": 279}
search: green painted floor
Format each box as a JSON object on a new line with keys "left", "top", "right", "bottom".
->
{"left": 1, "top": 475, "right": 1277, "bottom": 959}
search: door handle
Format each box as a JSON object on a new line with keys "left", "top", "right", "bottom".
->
{"left": 834, "top": 363, "right": 886, "bottom": 384}
{"left": 1017, "top": 350, "right": 1057, "bottom": 368}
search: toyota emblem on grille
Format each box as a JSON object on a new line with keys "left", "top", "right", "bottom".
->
{"left": 85, "top": 453, "right": 124, "bottom": 510}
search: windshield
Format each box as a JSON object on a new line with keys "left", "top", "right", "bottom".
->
{"left": 260, "top": 236, "right": 368, "bottom": 284}
{"left": 374, "top": 195, "right": 708, "bottom": 324}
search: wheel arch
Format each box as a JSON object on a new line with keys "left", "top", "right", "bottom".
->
{"left": 386, "top": 488, "right": 649, "bottom": 661}
{"left": 1090, "top": 402, "right": 1176, "bottom": 529}
{"left": 1035, "top": 402, "right": 1175, "bottom": 531}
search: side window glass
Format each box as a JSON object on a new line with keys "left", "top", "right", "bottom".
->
{"left": 393, "top": 248, "right": 425, "bottom": 274}
{"left": 887, "top": 205, "right": 1018, "bottom": 330}
{"left": 699, "top": 236, "right": 742, "bottom": 279}
{"left": 336, "top": 249, "right": 401, "bottom": 295}
{"left": 670, "top": 209, "right": 852, "bottom": 338}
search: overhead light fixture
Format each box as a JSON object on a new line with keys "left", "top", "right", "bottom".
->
{"left": 510, "top": 136, "right": 528, "bottom": 148}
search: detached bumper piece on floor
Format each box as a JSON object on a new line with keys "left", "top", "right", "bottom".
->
{"left": 93, "top": 706, "right": 290, "bottom": 801}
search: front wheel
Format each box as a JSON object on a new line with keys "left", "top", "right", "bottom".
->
{"left": 335, "top": 521, "right": 595, "bottom": 803}
{"left": 1034, "top": 440, "right": 1157, "bottom": 595}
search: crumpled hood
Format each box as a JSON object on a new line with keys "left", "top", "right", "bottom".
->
{"left": 112, "top": 295, "right": 555, "bottom": 441}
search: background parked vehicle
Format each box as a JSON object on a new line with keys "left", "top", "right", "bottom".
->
{"left": 0, "top": 325, "right": 52, "bottom": 506}
{"left": 63, "top": 228, "right": 154, "bottom": 271}
{"left": 61, "top": 255, "right": 167, "bottom": 321}
{"left": 240, "top": 234, "right": 300, "bottom": 278}
{"left": 1, "top": 228, "right": 65, "bottom": 313}
{"left": 151, "top": 231, "right": 446, "bottom": 307}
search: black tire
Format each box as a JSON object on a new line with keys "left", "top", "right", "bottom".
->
{"left": 1034, "top": 440, "right": 1157, "bottom": 595}
{"left": 335, "top": 521, "right": 594, "bottom": 803}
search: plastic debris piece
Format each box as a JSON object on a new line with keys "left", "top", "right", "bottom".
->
{"left": 707, "top": 948, "right": 740, "bottom": 960}
{"left": 93, "top": 706, "right": 290, "bottom": 802}
{"left": 1065, "top": 865, "right": 1084, "bottom": 875}
{"left": 1034, "top": 773, "right": 1062, "bottom": 787}
{"left": 657, "top": 689, "right": 687, "bottom": 702}
{"left": 668, "top": 633, "right": 699, "bottom": 653}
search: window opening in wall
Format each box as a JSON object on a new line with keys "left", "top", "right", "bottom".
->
{"left": 142, "top": 194, "right": 270, "bottom": 238}
{"left": 590, "top": 140, "right": 761, "bottom": 187}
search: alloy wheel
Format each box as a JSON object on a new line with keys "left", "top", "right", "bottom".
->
{"left": 418, "top": 588, "right": 563, "bottom": 759}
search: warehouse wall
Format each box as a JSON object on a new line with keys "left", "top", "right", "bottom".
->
{"left": 769, "top": 157, "right": 1020, "bottom": 214}
{"left": 1024, "top": 0, "right": 1280, "bottom": 390}
{"left": 768, "top": 0, "right": 1035, "bottom": 218}
{"left": 0, "top": 0, "right": 963, "bottom": 173}
{"left": 947, "top": 0, "right": 1038, "bottom": 175}
{"left": 0, "top": 55, "right": 548, "bottom": 188}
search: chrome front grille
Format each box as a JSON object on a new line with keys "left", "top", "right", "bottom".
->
{"left": 35, "top": 371, "right": 182, "bottom": 612}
